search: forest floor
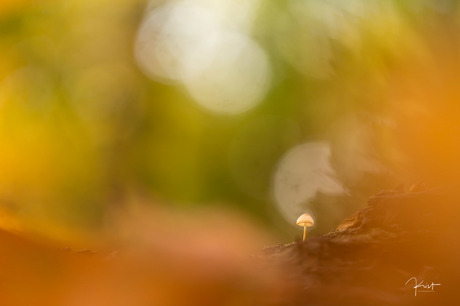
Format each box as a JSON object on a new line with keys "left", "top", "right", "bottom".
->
{"left": 0, "top": 186, "right": 458, "bottom": 305}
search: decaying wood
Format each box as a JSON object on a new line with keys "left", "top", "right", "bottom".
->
{"left": 263, "top": 186, "right": 460, "bottom": 305}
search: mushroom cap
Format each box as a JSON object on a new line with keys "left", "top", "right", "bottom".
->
{"left": 296, "top": 214, "right": 314, "bottom": 227}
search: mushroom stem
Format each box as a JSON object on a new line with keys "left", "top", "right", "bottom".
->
{"left": 303, "top": 226, "right": 306, "bottom": 241}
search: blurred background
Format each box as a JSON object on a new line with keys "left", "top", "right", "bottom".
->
{"left": 1, "top": 0, "right": 460, "bottom": 244}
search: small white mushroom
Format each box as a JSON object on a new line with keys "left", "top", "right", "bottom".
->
{"left": 296, "top": 214, "right": 314, "bottom": 241}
